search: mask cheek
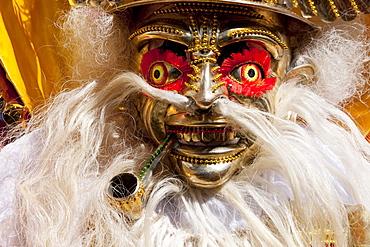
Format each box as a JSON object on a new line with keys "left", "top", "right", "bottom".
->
{"left": 223, "top": 76, "right": 277, "bottom": 97}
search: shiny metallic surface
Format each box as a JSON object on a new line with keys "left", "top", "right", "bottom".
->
{"left": 106, "top": 173, "right": 144, "bottom": 218}
{"left": 130, "top": 4, "right": 295, "bottom": 187}
{"left": 70, "top": 0, "right": 370, "bottom": 22}
{"left": 187, "top": 62, "right": 225, "bottom": 110}
{"left": 170, "top": 154, "right": 242, "bottom": 187}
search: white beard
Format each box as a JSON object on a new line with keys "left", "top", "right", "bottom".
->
{"left": 1, "top": 75, "right": 370, "bottom": 246}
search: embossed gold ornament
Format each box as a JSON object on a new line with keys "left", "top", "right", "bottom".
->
{"left": 228, "top": 29, "right": 289, "bottom": 50}
{"left": 171, "top": 150, "right": 245, "bottom": 165}
{"left": 69, "top": 0, "right": 370, "bottom": 22}
{"left": 129, "top": 25, "right": 185, "bottom": 40}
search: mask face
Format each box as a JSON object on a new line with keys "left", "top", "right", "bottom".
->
{"left": 131, "top": 5, "right": 292, "bottom": 188}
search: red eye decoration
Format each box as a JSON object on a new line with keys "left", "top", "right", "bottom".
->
{"left": 219, "top": 48, "right": 276, "bottom": 97}
{"left": 141, "top": 49, "right": 192, "bottom": 92}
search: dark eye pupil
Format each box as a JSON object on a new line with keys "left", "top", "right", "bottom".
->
{"left": 154, "top": 70, "right": 161, "bottom": 79}
{"left": 248, "top": 69, "right": 255, "bottom": 78}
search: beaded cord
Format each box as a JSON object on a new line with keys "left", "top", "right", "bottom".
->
{"left": 138, "top": 133, "right": 175, "bottom": 179}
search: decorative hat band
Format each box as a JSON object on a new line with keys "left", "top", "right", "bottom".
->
{"left": 69, "top": 0, "right": 370, "bottom": 22}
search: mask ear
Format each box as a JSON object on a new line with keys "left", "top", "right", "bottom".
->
{"left": 286, "top": 64, "right": 315, "bottom": 84}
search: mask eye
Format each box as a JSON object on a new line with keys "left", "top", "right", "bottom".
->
{"left": 229, "top": 63, "right": 262, "bottom": 84}
{"left": 148, "top": 61, "right": 183, "bottom": 87}
{"left": 219, "top": 47, "right": 277, "bottom": 97}
{"left": 141, "top": 48, "right": 192, "bottom": 92}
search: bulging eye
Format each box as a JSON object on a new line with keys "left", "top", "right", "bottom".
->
{"left": 148, "top": 61, "right": 182, "bottom": 87}
{"left": 229, "top": 63, "right": 262, "bottom": 84}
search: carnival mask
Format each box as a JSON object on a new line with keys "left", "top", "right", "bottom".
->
{"left": 129, "top": 3, "right": 310, "bottom": 188}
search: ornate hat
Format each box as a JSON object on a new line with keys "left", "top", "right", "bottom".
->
{"left": 69, "top": 0, "right": 370, "bottom": 22}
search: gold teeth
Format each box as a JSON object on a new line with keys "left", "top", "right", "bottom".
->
{"left": 106, "top": 184, "right": 145, "bottom": 213}
{"left": 129, "top": 25, "right": 184, "bottom": 40}
{"left": 154, "top": 3, "right": 264, "bottom": 19}
{"left": 175, "top": 130, "right": 235, "bottom": 143}
{"left": 171, "top": 150, "right": 244, "bottom": 165}
{"left": 228, "top": 28, "right": 289, "bottom": 50}
{"left": 185, "top": 82, "right": 200, "bottom": 92}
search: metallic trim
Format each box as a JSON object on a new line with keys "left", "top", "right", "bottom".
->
{"left": 129, "top": 25, "right": 185, "bottom": 40}
{"left": 190, "top": 57, "right": 217, "bottom": 65}
{"left": 291, "top": 0, "right": 299, "bottom": 7}
{"left": 327, "top": 0, "right": 340, "bottom": 18}
{"left": 107, "top": 185, "right": 144, "bottom": 212}
{"left": 171, "top": 150, "right": 245, "bottom": 165}
{"left": 211, "top": 66, "right": 220, "bottom": 73}
{"left": 307, "top": 0, "right": 318, "bottom": 15}
{"left": 212, "top": 73, "right": 222, "bottom": 82}
{"left": 190, "top": 64, "right": 201, "bottom": 74}
{"left": 69, "top": 0, "right": 367, "bottom": 24}
{"left": 228, "top": 28, "right": 289, "bottom": 50}
{"left": 106, "top": 174, "right": 145, "bottom": 217}
{"left": 185, "top": 81, "right": 200, "bottom": 92}
{"left": 154, "top": 2, "right": 264, "bottom": 19}
{"left": 186, "top": 15, "right": 221, "bottom": 56}
{"left": 349, "top": 0, "right": 361, "bottom": 14}
{"left": 187, "top": 74, "right": 201, "bottom": 82}
{"left": 212, "top": 81, "right": 226, "bottom": 92}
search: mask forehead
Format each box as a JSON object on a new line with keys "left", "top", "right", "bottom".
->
{"left": 130, "top": 3, "right": 290, "bottom": 57}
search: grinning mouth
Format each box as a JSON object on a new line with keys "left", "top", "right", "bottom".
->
{"left": 164, "top": 121, "right": 252, "bottom": 187}
{"left": 166, "top": 125, "right": 247, "bottom": 165}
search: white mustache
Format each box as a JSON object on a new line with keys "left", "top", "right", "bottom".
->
{"left": 128, "top": 73, "right": 287, "bottom": 140}
{"left": 127, "top": 73, "right": 193, "bottom": 112}
{"left": 213, "top": 97, "right": 281, "bottom": 140}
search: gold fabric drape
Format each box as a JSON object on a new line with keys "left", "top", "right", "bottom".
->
{"left": 0, "top": 0, "right": 68, "bottom": 111}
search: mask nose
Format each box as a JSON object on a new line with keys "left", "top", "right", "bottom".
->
{"left": 187, "top": 62, "right": 225, "bottom": 111}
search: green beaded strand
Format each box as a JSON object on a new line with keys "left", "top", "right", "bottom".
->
{"left": 138, "top": 133, "right": 174, "bottom": 179}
